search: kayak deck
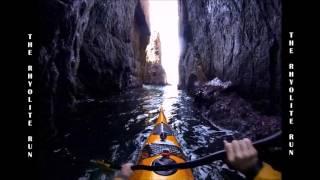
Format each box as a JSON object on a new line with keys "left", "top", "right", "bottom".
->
{"left": 130, "top": 108, "right": 194, "bottom": 180}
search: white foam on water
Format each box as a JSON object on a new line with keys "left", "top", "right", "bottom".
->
{"left": 136, "top": 114, "right": 148, "bottom": 120}
{"left": 148, "top": 109, "right": 159, "bottom": 114}
{"left": 110, "top": 144, "right": 120, "bottom": 162}
{"left": 205, "top": 77, "right": 232, "bottom": 89}
{"left": 147, "top": 115, "right": 158, "bottom": 123}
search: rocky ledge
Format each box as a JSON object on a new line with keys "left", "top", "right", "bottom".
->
{"left": 192, "top": 78, "right": 281, "bottom": 140}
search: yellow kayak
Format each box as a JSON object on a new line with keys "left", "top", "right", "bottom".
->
{"left": 130, "top": 108, "right": 194, "bottom": 180}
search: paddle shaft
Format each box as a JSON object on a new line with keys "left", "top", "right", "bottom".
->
{"left": 131, "top": 131, "right": 282, "bottom": 171}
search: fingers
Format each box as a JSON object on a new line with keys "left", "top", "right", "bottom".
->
{"left": 232, "top": 140, "right": 242, "bottom": 160}
{"left": 243, "top": 138, "right": 252, "bottom": 150}
{"left": 224, "top": 138, "right": 259, "bottom": 172}
{"left": 121, "top": 163, "right": 134, "bottom": 177}
{"left": 224, "top": 140, "right": 235, "bottom": 162}
{"left": 238, "top": 139, "right": 249, "bottom": 157}
{"left": 243, "top": 138, "right": 258, "bottom": 157}
{"left": 123, "top": 163, "right": 133, "bottom": 170}
{"left": 224, "top": 138, "right": 256, "bottom": 159}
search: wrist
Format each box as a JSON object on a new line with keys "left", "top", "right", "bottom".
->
{"left": 242, "top": 160, "right": 263, "bottom": 180}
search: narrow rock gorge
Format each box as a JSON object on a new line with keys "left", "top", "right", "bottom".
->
{"left": 35, "top": 0, "right": 282, "bottom": 179}
{"left": 37, "top": 0, "right": 282, "bottom": 142}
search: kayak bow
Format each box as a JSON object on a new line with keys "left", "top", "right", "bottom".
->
{"left": 129, "top": 108, "right": 194, "bottom": 180}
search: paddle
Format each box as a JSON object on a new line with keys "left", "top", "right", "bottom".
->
{"left": 92, "top": 131, "right": 281, "bottom": 171}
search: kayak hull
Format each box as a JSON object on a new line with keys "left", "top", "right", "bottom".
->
{"left": 129, "top": 109, "right": 194, "bottom": 180}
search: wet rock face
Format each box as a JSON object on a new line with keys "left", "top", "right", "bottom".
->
{"left": 143, "top": 32, "right": 167, "bottom": 85}
{"left": 193, "top": 84, "right": 281, "bottom": 140}
{"left": 179, "top": 0, "right": 282, "bottom": 101}
{"left": 79, "top": 0, "right": 150, "bottom": 96}
{"left": 38, "top": 0, "right": 96, "bottom": 138}
{"left": 37, "top": 0, "right": 150, "bottom": 138}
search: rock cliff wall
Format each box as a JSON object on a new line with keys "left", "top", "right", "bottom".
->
{"left": 179, "top": 0, "right": 282, "bottom": 102}
{"left": 143, "top": 32, "right": 167, "bottom": 85}
{"left": 37, "top": 0, "right": 150, "bottom": 139}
